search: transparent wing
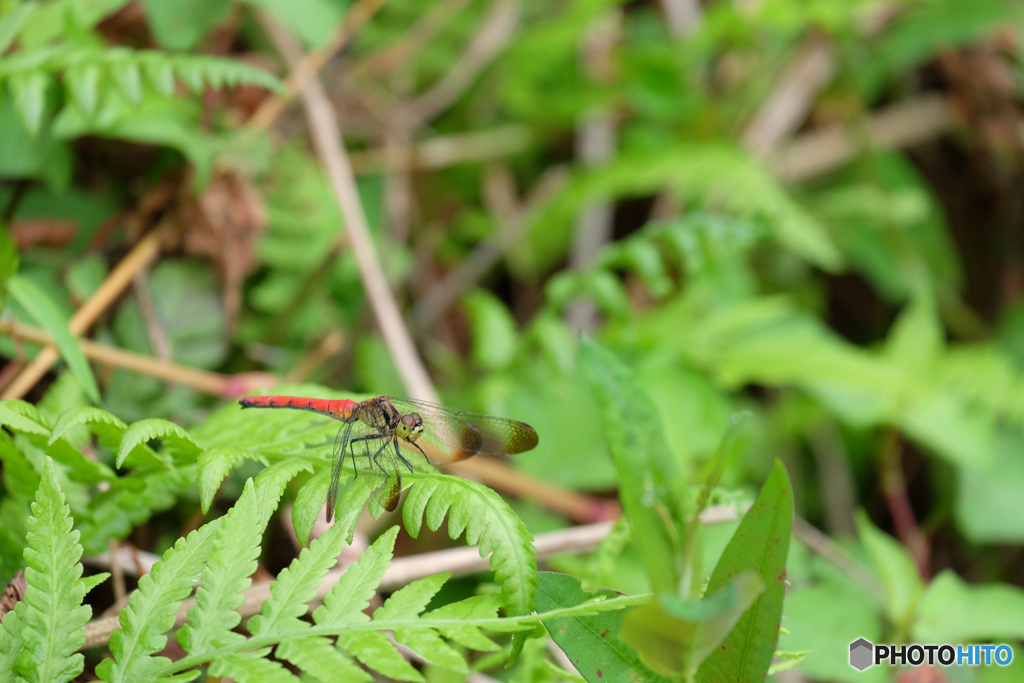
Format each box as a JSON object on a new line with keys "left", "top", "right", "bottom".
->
{"left": 389, "top": 397, "right": 539, "bottom": 463}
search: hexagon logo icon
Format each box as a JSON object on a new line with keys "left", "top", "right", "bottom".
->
{"left": 849, "top": 638, "right": 874, "bottom": 671}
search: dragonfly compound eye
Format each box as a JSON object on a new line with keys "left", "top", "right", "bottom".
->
{"left": 398, "top": 412, "right": 424, "bottom": 441}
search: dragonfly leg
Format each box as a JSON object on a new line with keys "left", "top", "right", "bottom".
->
{"left": 405, "top": 439, "right": 438, "bottom": 471}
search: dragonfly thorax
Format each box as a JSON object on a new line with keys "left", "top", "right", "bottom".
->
{"left": 397, "top": 412, "right": 424, "bottom": 442}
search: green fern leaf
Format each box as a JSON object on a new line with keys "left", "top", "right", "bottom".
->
{"left": 336, "top": 630, "right": 423, "bottom": 682}
{"left": 8, "top": 70, "right": 47, "bottom": 135}
{"left": 97, "top": 519, "right": 222, "bottom": 682}
{"left": 375, "top": 573, "right": 449, "bottom": 621}
{"left": 81, "top": 471, "right": 184, "bottom": 554}
{"left": 66, "top": 62, "right": 101, "bottom": 116}
{"left": 395, "top": 627, "right": 467, "bottom": 672}
{"left": 197, "top": 446, "right": 257, "bottom": 513}
{"left": 402, "top": 475, "right": 537, "bottom": 620}
{"left": 117, "top": 418, "right": 200, "bottom": 467}
{"left": 142, "top": 57, "right": 175, "bottom": 96}
{"left": 0, "top": 4, "right": 32, "bottom": 54}
{"left": 49, "top": 406, "right": 127, "bottom": 453}
{"left": 207, "top": 647, "right": 296, "bottom": 682}
{"left": 275, "top": 637, "right": 370, "bottom": 682}
{"left": 424, "top": 595, "right": 503, "bottom": 652}
{"left": 252, "top": 459, "right": 312, "bottom": 527}
{"left": 11, "top": 458, "right": 106, "bottom": 682}
{"left": 0, "top": 602, "right": 25, "bottom": 675}
{"left": 177, "top": 479, "right": 265, "bottom": 655}
{"left": 248, "top": 511, "right": 356, "bottom": 637}
{"left": 108, "top": 54, "right": 142, "bottom": 103}
{"left": 0, "top": 401, "right": 114, "bottom": 483}
{"left": 313, "top": 526, "right": 398, "bottom": 626}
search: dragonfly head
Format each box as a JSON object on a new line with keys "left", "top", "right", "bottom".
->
{"left": 397, "top": 412, "right": 424, "bottom": 442}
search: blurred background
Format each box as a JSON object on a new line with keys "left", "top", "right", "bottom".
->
{"left": 2, "top": 0, "right": 1024, "bottom": 680}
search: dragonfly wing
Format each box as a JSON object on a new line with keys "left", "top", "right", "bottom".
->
{"left": 326, "top": 420, "right": 355, "bottom": 523}
{"left": 392, "top": 398, "right": 539, "bottom": 462}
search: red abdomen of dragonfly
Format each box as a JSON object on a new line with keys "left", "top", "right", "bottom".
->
{"left": 238, "top": 395, "right": 360, "bottom": 421}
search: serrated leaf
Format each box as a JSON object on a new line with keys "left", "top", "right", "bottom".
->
{"left": 401, "top": 475, "right": 537, "bottom": 621}
{"left": 98, "top": 519, "right": 221, "bottom": 682}
{"left": 248, "top": 513, "right": 356, "bottom": 637}
{"left": 208, "top": 647, "right": 295, "bottom": 682}
{"left": 426, "top": 596, "right": 503, "bottom": 652}
{"left": 375, "top": 573, "right": 449, "bottom": 622}
{"left": 313, "top": 526, "right": 398, "bottom": 626}
{"left": 66, "top": 63, "right": 101, "bottom": 116}
{"left": 143, "top": 58, "right": 175, "bottom": 96}
{"left": 109, "top": 58, "right": 142, "bottom": 103}
{"left": 8, "top": 71, "right": 49, "bottom": 136}
{"left": 0, "top": 402, "right": 114, "bottom": 484}
{"left": 177, "top": 480, "right": 265, "bottom": 655}
{"left": 12, "top": 458, "right": 96, "bottom": 682}
{"left": 197, "top": 446, "right": 253, "bottom": 513}
{"left": 336, "top": 630, "right": 424, "bottom": 683}
{"left": 276, "top": 637, "right": 371, "bottom": 683}
{"left": 8, "top": 276, "right": 100, "bottom": 402}
{"left": 49, "top": 407, "right": 126, "bottom": 452}
{"left": 117, "top": 418, "right": 200, "bottom": 467}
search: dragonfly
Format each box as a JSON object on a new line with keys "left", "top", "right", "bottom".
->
{"left": 237, "top": 395, "right": 539, "bottom": 520}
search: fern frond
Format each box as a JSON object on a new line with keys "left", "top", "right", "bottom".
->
{"left": 274, "top": 637, "right": 370, "bottom": 682}
{"left": 117, "top": 418, "right": 200, "bottom": 467}
{"left": 207, "top": 648, "right": 295, "bottom": 682}
{"left": 336, "top": 630, "right": 424, "bottom": 682}
{"left": 197, "top": 446, "right": 259, "bottom": 513}
{"left": 314, "top": 526, "right": 398, "bottom": 626}
{"left": 402, "top": 474, "right": 538, "bottom": 621}
{"left": 248, "top": 510, "right": 357, "bottom": 637}
{"left": 177, "top": 480, "right": 265, "bottom": 656}
{"left": 80, "top": 470, "right": 184, "bottom": 554}
{"left": 49, "top": 406, "right": 126, "bottom": 454}
{"left": 0, "top": 400, "right": 114, "bottom": 483}
{"left": 96, "top": 519, "right": 222, "bottom": 682}
{"left": 5, "top": 458, "right": 107, "bottom": 682}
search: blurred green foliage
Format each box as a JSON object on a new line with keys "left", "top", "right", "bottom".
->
{"left": 2, "top": 0, "right": 1024, "bottom": 680}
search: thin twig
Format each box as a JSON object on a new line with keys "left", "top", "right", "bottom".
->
{"left": 246, "top": 0, "right": 388, "bottom": 133}
{"left": 768, "top": 94, "right": 959, "bottom": 183}
{"left": 741, "top": 35, "right": 834, "bottom": 158}
{"left": 404, "top": 0, "right": 520, "bottom": 125}
{"left": 348, "top": 126, "right": 533, "bottom": 175}
{"left": 0, "top": 321, "right": 276, "bottom": 397}
{"left": 1, "top": 228, "right": 163, "bottom": 400}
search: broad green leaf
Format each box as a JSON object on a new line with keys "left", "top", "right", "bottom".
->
{"left": 537, "top": 572, "right": 673, "bottom": 683}
{"left": 914, "top": 571, "right": 1024, "bottom": 643}
{"left": 0, "top": 226, "right": 18, "bottom": 305}
{"left": 621, "top": 571, "right": 762, "bottom": 679}
{"left": 464, "top": 289, "right": 519, "bottom": 371}
{"left": 695, "top": 460, "right": 792, "bottom": 683}
{"left": 581, "top": 338, "right": 686, "bottom": 595}
{"left": 8, "top": 275, "right": 100, "bottom": 403}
